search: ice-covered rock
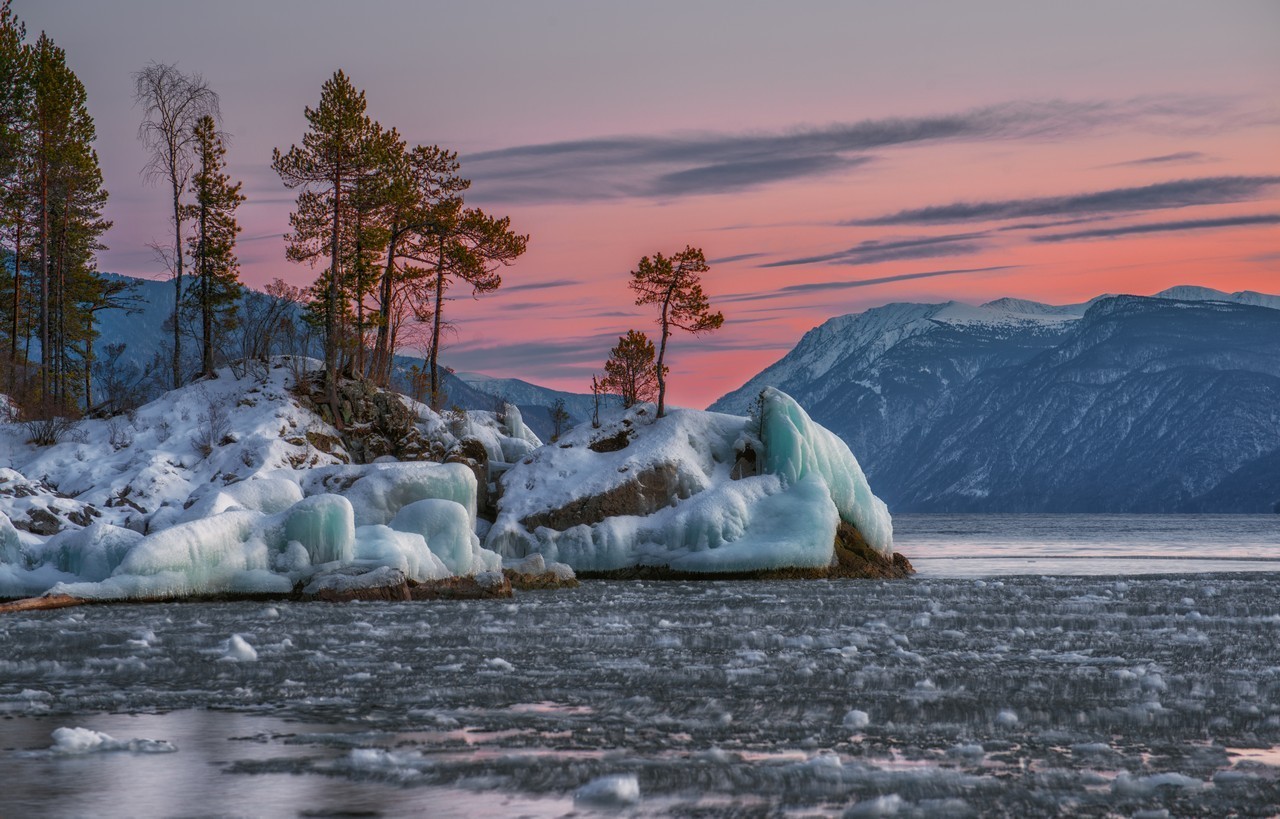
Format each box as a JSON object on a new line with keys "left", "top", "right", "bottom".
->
{"left": 486, "top": 390, "right": 901, "bottom": 576}
{"left": 0, "top": 362, "right": 526, "bottom": 603}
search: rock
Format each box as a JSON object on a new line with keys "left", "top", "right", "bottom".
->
{"left": 303, "top": 566, "right": 410, "bottom": 602}
{"left": 504, "top": 554, "right": 580, "bottom": 590}
{"left": 409, "top": 573, "right": 513, "bottom": 600}
{"left": 520, "top": 461, "right": 685, "bottom": 531}
{"left": 830, "top": 520, "right": 915, "bottom": 579}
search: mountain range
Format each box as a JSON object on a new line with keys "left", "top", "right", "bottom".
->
{"left": 712, "top": 286, "right": 1280, "bottom": 513}
{"left": 85, "top": 276, "right": 1280, "bottom": 512}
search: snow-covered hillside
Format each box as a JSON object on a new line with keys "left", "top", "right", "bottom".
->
{"left": 712, "top": 287, "right": 1280, "bottom": 513}
{"left": 0, "top": 360, "right": 554, "bottom": 601}
{"left": 1, "top": 363, "right": 906, "bottom": 600}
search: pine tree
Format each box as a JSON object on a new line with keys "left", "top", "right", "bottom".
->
{"left": 628, "top": 246, "right": 723, "bottom": 417}
{"left": 367, "top": 143, "right": 468, "bottom": 387}
{"left": 0, "top": 1, "right": 32, "bottom": 388}
{"left": 402, "top": 202, "right": 527, "bottom": 408}
{"left": 183, "top": 115, "right": 244, "bottom": 377}
{"left": 0, "top": 15, "right": 117, "bottom": 415}
{"left": 273, "top": 70, "right": 381, "bottom": 422}
{"left": 601, "top": 329, "right": 663, "bottom": 408}
{"left": 31, "top": 32, "right": 112, "bottom": 409}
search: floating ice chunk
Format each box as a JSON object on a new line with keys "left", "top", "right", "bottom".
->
{"left": 343, "top": 748, "right": 423, "bottom": 779}
{"left": 221, "top": 634, "right": 258, "bottom": 662}
{"left": 485, "top": 657, "right": 515, "bottom": 672}
{"left": 947, "top": 743, "right": 985, "bottom": 760}
{"left": 284, "top": 495, "right": 355, "bottom": 565}
{"left": 1112, "top": 772, "right": 1204, "bottom": 796}
{"left": 760, "top": 388, "right": 893, "bottom": 557}
{"left": 843, "top": 709, "right": 871, "bottom": 729}
{"left": 574, "top": 773, "right": 640, "bottom": 807}
{"left": 390, "top": 499, "right": 477, "bottom": 575}
{"left": 50, "top": 727, "right": 176, "bottom": 754}
{"left": 846, "top": 794, "right": 903, "bottom": 817}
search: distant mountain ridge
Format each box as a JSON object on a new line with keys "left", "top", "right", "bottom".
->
{"left": 712, "top": 286, "right": 1280, "bottom": 513}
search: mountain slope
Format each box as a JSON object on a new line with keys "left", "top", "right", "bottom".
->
{"left": 712, "top": 289, "right": 1280, "bottom": 513}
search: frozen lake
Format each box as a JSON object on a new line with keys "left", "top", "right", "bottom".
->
{"left": 896, "top": 513, "right": 1280, "bottom": 576}
{"left": 2, "top": 515, "right": 1279, "bottom": 816}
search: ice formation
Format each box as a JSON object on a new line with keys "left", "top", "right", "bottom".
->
{"left": 486, "top": 387, "right": 894, "bottom": 573}
{"left": 0, "top": 361, "right": 888, "bottom": 598}
{"left": 0, "top": 361, "right": 519, "bottom": 601}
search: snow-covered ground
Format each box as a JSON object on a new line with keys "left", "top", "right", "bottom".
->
{"left": 0, "top": 360, "right": 549, "bottom": 600}
{"left": 2, "top": 573, "right": 1278, "bottom": 816}
{"left": 1, "top": 364, "right": 895, "bottom": 599}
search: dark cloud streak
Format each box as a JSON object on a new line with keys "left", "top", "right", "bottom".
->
{"left": 1032, "top": 213, "right": 1280, "bottom": 242}
{"left": 465, "top": 97, "right": 1241, "bottom": 203}
{"left": 854, "top": 176, "right": 1280, "bottom": 226}
{"left": 721, "top": 266, "right": 1018, "bottom": 303}
{"left": 761, "top": 232, "right": 987, "bottom": 268}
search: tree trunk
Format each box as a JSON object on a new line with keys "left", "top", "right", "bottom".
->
{"left": 9, "top": 219, "right": 21, "bottom": 391}
{"left": 200, "top": 193, "right": 211, "bottom": 376}
{"left": 428, "top": 234, "right": 445, "bottom": 408}
{"left": 170, "top": 159, "right": 184, "bottom": 390}
{"left": 655, "top": 294, "right": 672, "bottom": 417}
{"left": 326, "top": 167, "right": 342, "bottom": 426}
{"left": 39, "top": 157, "right": 48, "bottom": 402}
{"left": 371, "top": 230, "right": 398, "bottom": 386}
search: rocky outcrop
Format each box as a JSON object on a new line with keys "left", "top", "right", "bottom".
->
{"left": 519, "top": 461, "right": 685, "bottom": 531}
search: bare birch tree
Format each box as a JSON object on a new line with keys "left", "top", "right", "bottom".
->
{"left": 133, "top": 62, "right": 219, "bottom": 389}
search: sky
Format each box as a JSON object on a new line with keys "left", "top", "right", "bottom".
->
{"left": 15, "top": 1, "right": 1280, "bottom": 408}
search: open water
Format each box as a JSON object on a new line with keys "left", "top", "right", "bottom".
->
{"left": 2, "top": 514, "right": 1279, "bottom": 817}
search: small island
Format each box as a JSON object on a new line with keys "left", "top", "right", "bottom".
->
{"left": 0, "top": 361, "right": 910, "bottom": 611}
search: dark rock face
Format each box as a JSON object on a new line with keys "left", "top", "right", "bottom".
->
{"left": 408, "top": 575, "right": 513, "bottom": 600}
{"left": 714, "top": 295, "right": 1280, "bottom": 512}
{"left": 519, "top": 461, "right": 685, "bottom": 531}
{"left": 312, "top": 579, "right": 411, "bottom": 603}
{"left": 447, "top": 437, "right": 493, "bottom": 520}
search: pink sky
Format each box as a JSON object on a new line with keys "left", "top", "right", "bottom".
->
{"left": 15, "top": 1, "right": 1280, "bottom": 407}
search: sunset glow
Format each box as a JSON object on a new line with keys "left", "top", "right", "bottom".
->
{"left": 18, "top": 0, "right": 1280, "bottom": 407}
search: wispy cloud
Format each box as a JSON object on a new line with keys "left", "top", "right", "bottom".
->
{"left": 1105, "top": 151, "right": 1210, "bottom": 167}
{"left": 721, "top": 265, "right": 1018, "bottom": 303}
{"left": 854, "top": 176, "right": 1280, "bottom": 226}
{"left": 650, "top": 155, "right": 870, "bottom": 197}
{"left": 498, "top": 278, "right": 581, "bottom": 294}
{"left": 465, "top": 97, "right": 1244, "bottom": 203}
{"left": 761, "top": 232, "right": 987, "bottom": 268}
{"left": 707, "top": 252, "right": 769, "bottom": 265}
{"left": 1032, "top": 213, "right": 1280, "bottom": 242}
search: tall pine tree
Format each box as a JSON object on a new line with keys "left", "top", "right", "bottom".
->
{"left": 184, "top": 114, "right": 244, "bottom": 377}
{"left": 273, "top": 70, "right": 381, "bottom": 422}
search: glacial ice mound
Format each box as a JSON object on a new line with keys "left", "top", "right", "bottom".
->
{"left": 485, "top": 387, "right": 895, "bottom": 574}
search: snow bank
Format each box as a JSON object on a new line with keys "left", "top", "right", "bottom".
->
{"left": 486, "top": 389, "right": 894, "bottom": 573}
{"left": 0, "top": 361, "right": 520, "bottom": 601}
